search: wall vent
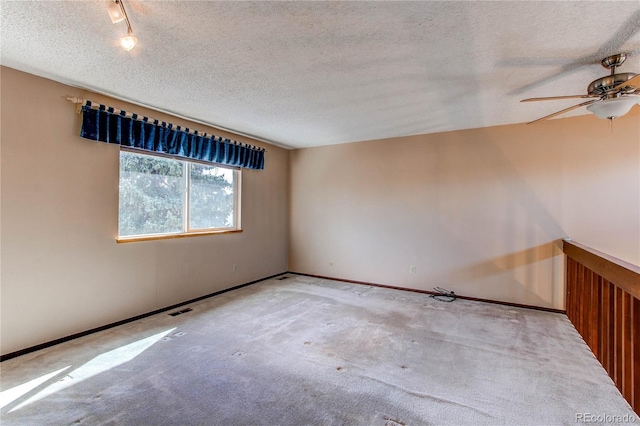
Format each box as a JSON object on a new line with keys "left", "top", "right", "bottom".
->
{"left": 168, "top": 307, "right": 193, "bottom": 317}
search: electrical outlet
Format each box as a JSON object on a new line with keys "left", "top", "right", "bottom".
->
{"left": 410, "top": 265, "right": 416, "bottom": 274}
{"left": 233, "top": 264, "right": 237, "bottom": 272}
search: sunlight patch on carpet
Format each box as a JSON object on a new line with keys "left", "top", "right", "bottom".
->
{"left": 8, "top": 328, "right": 175, "bottom": 413}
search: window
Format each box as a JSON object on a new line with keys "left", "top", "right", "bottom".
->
{"left": 118, "top": 150, "right": 239, "bottom": 239}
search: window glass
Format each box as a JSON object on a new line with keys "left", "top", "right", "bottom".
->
{"left": 189, "top": 163, "right": 235, "bottom": 230}
{"left": 118, "top": 150, "right": 238, "bottom": 238}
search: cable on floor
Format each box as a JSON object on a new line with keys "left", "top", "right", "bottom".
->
{"left": 430, "top": 287, "right": 456, "bottom": 302}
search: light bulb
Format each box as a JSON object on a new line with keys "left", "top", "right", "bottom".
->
{"left": 120, "top": 34, "right": 138, "bottom": 51}
{"left": 108, "top": 2, "right": 124, "bottom": 23}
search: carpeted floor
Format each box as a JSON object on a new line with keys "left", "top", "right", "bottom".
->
{"left": 1, "top": 275, "right": 636, "bottom": 425}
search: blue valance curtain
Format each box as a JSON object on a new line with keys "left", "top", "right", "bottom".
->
{"left": 80, "top": 101, "right": 265, "bottom": 170}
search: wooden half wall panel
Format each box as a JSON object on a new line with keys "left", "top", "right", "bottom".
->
{"left": 564, "top": 240, "right": 640, "bottom": 415}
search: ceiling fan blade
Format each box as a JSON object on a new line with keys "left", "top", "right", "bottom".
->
{"left": 527, "top": 99, "right": 600, "bottom": 124}
{"left": 614, "top": 73, "right": 640, "bottom": 91}
{"left": 521, "top": 95, "right": 598, "bottom": 102}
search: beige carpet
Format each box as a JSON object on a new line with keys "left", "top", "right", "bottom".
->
{"left": 1, "top": 275, "right": 636, "bottom": 425}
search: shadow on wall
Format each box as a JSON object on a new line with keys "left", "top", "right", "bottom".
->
{"left": 421, "top": 125, "right": 567, "bottom": 308}
{"left": 431, "top": 240, "right": 565, "bottom": 308}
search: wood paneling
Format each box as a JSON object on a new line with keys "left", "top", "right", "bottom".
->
{"left": 634, "top": 297, "right": 640, "bottom": 411}
{"left": 565, "top": 241, "right": 640, "bottom": 415}
{"left": 564, "top": 240, "right": 640, "bottom": 299}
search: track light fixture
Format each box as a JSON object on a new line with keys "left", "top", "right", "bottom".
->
{"left": 107, "top": 1, "right": 124, "bottom": 23}
{"left": 120, "top": 34, "right": 138, "bottom": 52}
{"left": 108, "top": 0, "right": 137, "bottom": 51}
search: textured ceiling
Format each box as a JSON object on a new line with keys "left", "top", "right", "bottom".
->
{"left": 1, "top": 1, "right": 639, "bottom": 148}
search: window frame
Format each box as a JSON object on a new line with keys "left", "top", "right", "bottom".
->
{"left": 116, "top": 148, "right": 242, "bottom": 243}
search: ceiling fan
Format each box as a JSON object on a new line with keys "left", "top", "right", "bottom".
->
{"left": 521, "top": 53, "right": 640, "bottom": 124}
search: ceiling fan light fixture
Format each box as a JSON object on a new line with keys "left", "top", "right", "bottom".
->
{"left": 107, "top": 1, "right": 125, "bottom": 23}
{"left": 522, "top": 54, "right": 639, "bottom": 124}
{"left": 586, "top": 97, "right": 638, "bottom": 120}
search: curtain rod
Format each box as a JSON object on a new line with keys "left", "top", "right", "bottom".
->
{"left": 66, "top": 97, "right": 267, "bottom": 151}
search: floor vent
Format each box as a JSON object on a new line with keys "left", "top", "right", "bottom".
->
{"left": 168, "top": 307, "right": 193, "bottom": 317}
{"left": 276, "top": 276, "right": 290, "bottom": 280}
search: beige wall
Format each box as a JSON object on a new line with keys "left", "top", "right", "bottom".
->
{"left": 289, "top": 108, "right": 640, "bottom": 310}
{"left": 2, "top": 65, "right": 639, "bottom": 355}
{"left": 0, "top": 67, "right": 289, "bottom": 356}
